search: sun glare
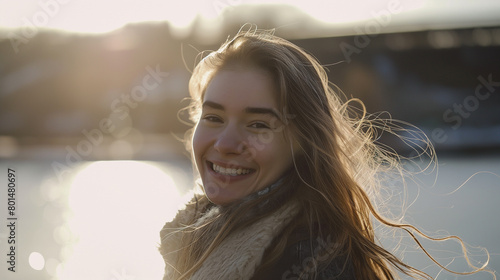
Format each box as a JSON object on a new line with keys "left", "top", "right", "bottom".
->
{"left": 1, "top": 0, "right": 429, "bottom": 35}
{"left": 288, "top": 0, "right": 426, "bottom": 24}
{"left": 0, "top": 0, "right": 199, "bottom": 34}
{"left": 56, "top": 161, "right": 182, "bottom": 280}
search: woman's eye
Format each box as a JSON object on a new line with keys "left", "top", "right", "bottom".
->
{"left": 249, "top": 122, "right": 270, "bottom": 129}
{"left": 202, "top": 115, "right": 223, "bottom": 123}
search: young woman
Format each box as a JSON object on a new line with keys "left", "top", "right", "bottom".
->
{"left": 159, "top": 28, "right": 492, "bottom": 280}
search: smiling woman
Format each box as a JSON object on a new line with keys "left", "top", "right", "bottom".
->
{"left": 158, "top": 28, "right": 494, "bottom": 280}
{"left": 193, "top": 67, "right": 296, "bottom": 205}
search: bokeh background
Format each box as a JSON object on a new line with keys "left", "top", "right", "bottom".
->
{"left": 0, "top": 0, "right": 499, "bottom": 279}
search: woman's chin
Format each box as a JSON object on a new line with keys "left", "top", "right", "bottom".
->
{"left": 206, "top": 193, "right": 236, "bottom": 206}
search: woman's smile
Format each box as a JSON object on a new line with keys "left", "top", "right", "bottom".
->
{"left": 192, "top": 66, "right": 295, "bottom": 205}
{"left": 205, "top": 160, "right": 256, "bottom": 185}
{"left": 208, "top": 161, "right": 254, "bottom": 176}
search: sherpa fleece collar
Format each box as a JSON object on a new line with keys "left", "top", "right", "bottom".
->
{"left": 159, "top": 194, "right": 299, "bottom": 280}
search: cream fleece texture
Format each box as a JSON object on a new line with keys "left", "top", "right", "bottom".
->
{"left": 159, "top": 194, "right": 298, "bottom": 280}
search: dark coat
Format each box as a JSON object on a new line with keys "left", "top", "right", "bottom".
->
{"left": 251, "top": 228, "right": 357, "bottom": 280}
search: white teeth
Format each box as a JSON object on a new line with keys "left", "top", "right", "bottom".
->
{"left": 212, "top": 163, "right": 251, "bottom": 176}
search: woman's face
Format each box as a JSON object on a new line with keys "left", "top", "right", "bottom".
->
{"left": 192, "top": 67, "right": 295, "bottom": 205}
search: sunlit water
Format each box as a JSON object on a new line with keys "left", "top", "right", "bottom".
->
{"left": 0, "top": 156, "right": 499, "bottom": 279}
{"left": 0, "top": 159, "right": 193, "bottom": 280}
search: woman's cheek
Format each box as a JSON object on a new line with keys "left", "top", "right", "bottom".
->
{"left": 192, "top": 128, "right": 208, "bottom": 168}
{"left": 251, "top": 144, "right": 275, "bottom": 165}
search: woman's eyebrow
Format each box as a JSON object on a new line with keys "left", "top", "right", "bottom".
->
{"left": 202, "top": 100, "right": 281, "bottom": 120}
{"left": 245, "top": 107, "right": 281, "bottom": 120}
{"left": 202, "top": 101, "right": 224, "bottom": 110}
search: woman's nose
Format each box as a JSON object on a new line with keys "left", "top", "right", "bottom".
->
{"left": 214, "top": 124, "right": 245, "bottom": 155}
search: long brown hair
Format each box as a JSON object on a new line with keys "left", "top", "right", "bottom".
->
{"left": 173, "top": 27, "right": 493, "bottom": 280}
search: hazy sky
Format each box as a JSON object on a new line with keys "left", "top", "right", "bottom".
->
{"left": 1, "top": 0, "right": 500, "bottom": 35}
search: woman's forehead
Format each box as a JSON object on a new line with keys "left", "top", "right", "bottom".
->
{"left": 203, "top": 68, "right": 279, "bottom": 111}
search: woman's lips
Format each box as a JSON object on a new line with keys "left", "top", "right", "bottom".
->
{"left": 206, "top": 160, "right": 255, "bottom": 182}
